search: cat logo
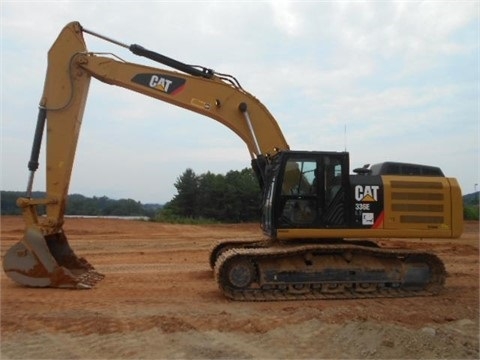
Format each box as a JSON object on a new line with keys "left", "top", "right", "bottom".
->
{"left": 149, "top": 75, "right": 173, "bottom": 92}
{"left": 131, "top": 73, "right": 186, "bottom": 95}
{"left": 355, "top": 185, "right": 380, "bottom": 202}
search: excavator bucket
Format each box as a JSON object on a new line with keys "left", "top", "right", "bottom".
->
{"left": 3, "top": 228, "right": 104, "bottom": 289}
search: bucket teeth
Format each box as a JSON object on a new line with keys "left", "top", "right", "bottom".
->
{"left": 49, "top": 266, "right": 105, "bottom": 289}
{"left": 74, "top": 270, "right": 105, "bottom": 289}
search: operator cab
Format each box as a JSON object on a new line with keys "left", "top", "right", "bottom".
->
{"left": 262, "top": 151, "right": 350, "bottom": 237}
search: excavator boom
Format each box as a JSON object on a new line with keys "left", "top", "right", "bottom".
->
{"left": 3, "top": 21, "right": 288, "bottom": 289}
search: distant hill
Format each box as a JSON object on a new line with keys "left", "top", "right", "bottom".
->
{"left": 463, "top": 191, "right": 479, "bottom": 220}
{"left": 463, "top": 191, "right": 479, "bottom": 205}
{"left": 1, "top": 191, "right": 163, "bottom": 217}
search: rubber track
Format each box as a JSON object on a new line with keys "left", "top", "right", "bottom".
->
{"left": 214, "top": 244, "right": 446, "bottom": 301}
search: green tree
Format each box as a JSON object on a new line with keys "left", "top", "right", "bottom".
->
{"left": 1, "top": 191, "right": 22, "bottom": 215}
{"left": 159, "top": 167, "right": 261, "bottom": 223}
{"left": 197, "top": 171, "right": 228, "bottom": 220}
{"left": 224, "top": 168, "right": 262, "bottom": 221}
{"left": 166, "top": 168, "right": 199, "bottom": 218}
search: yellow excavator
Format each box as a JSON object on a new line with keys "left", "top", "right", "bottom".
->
{"left": 3, "top": 22, "right": 463, "bottom": 300}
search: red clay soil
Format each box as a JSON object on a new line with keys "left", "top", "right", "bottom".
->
{"left": 1, "top": 216, "right": 478, "bottom": 359}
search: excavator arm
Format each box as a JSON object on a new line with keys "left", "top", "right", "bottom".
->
{"left": 30, "top": 21, "right": 288, "bottom": 233}
{"left": 3, "top": 21, "right": 288, "bottom": 289}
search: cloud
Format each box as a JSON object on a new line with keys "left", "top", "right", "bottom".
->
{"left": 269, "top": 0, "right": 305, "bottom": 37}
{"left": 1, "top": 1, "right": 478, "bottom": 202}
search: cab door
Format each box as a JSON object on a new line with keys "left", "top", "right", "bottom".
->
{"left": 276, "top": 152, "right": 349, "bottom": 229}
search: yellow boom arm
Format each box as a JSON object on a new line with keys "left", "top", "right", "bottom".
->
{"left": 23, "top": 21, "right": 289, "bottom": 235}
{"left": 4, "top": 21, "right": 289, "bottom": 289}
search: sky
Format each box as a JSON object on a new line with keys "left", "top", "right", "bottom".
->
{"left": 1, "top": 1, "right": 479, "bottom": 204}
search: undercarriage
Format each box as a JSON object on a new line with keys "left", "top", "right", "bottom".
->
{"left": 212, "top": 240, "right": 446, "bottom": 301}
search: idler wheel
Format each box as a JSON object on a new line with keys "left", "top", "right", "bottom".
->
{"left": 225, "top": 258, "right": 256, "bottom": 289}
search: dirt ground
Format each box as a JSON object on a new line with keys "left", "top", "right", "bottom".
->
{"left": 1, "top": 216, "right": 478, "bottom": 359}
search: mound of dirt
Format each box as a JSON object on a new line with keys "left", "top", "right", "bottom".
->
{"left": 1, "top": 217, "right": 478, "bottom": 359}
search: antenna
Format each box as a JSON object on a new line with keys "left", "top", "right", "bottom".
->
{"left": 344, "top": 123, "right": 347, "bottom": 152}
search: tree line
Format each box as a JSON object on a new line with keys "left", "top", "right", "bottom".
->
{"left": 0, "top": 167, "right": 262, "bottom": 223}
{"left": 463, "top": 192, "right": 480, "bottom": 220}
{"left": 1, "top": 191, "right": 160, "bottom": 218}
{"left": 156, "top": 168, "right": 262, "bottom": 223}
